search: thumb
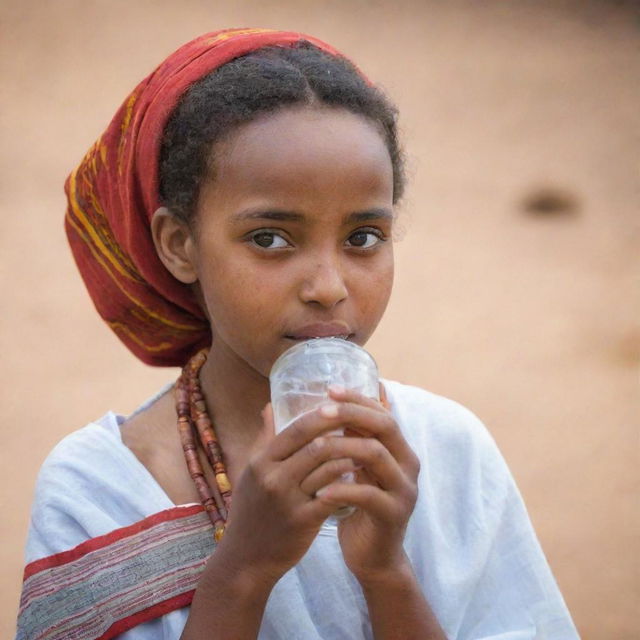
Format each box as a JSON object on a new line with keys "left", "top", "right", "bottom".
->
{"left": 259, "top": 402, "right": 276, "bottom": 441}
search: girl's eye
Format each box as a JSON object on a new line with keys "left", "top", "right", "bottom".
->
{"left": 346, "top": 229, "right": 385, "bottom": 249}
{"left": 249, "top": 231, "right": 290, "bottom": 249}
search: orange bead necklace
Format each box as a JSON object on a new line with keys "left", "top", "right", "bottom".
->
{"left": 175, "top": 348, "right": 231, "bottom": 542}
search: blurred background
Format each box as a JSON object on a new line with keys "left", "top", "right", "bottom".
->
{"left": 1, "top": 0, "right": 638, "bottom": 637}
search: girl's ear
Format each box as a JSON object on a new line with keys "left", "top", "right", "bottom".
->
{"left": 151, "top": 207, "right": 198, "bottom": 284}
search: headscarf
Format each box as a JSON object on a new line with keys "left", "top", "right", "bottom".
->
{"left": 64, "top": 29, "right": 346, "bottom": 366}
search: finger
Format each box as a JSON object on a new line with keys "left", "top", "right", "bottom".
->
{"left": 287, "top": 435, "right": 407, "bottom": 495}
{"left": 296, "top": 491, "right": 353, "bottom": 525}
{"left": 268, "top": 385, "right": 388, "bottom": 460}
{"left": 243, "top": 402, "right": 278, "bottom": 473}
{"left": 328, "top": 385, "right": 387, "bottom": 413}
{"left": 314, "top": 482, "right": 400, "bottom": 523}
{"left": 316, "top": 402, "right": 420, "bottom": 477}
{"left": 379, "top": 382, "right": 391, "bottom": 411}
{"left": 261, "top": 402, "right": 275, "bottom": 435}
{"left": 278, "top": 434, "right": 360, "bottom": 490}
{"left": 255, "top": 402, "right": 277, "bottom": 450}
{"left": 268, "top": 406, "right": 349, "bottom": 461}
{"left": 299, "top": 458, "right": 358, "bottom": 497}
{"left": 353, "top": 465, "right": 376, "bottom": 488}
{"left": 344, "top": 436, "right": 411, "bottom": 493}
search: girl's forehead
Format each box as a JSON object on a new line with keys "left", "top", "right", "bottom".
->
{"left": 207, "top": 106, "right": 394, "bottom": 205}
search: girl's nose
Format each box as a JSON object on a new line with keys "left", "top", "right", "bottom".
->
{"left": 299, "top": 259, "right": 348, "bottom": 309}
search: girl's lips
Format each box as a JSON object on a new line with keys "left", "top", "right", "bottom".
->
{"left": 285, "top": 334, "right": 353, "bottom": 341}
{"left": 285, "top": 323, "right": 353, "bottom": 340}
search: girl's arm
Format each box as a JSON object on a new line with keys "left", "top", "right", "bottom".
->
{"left": 181, "top": 563, "right": 448, "bottom": 640}
{"left": 180, "top": 552, "right": 276, "bottom": 640}
{"left": 315, "top": 386, "right": 447, "bottom": 639}
{"left": 182, "top": 388, "right": 447, "bottom": 639}
{"left": 180, "top": 402, "right": 383, "bottom": 639}
{"left": 359, "top": 556, "right": 447, "bottom": 640}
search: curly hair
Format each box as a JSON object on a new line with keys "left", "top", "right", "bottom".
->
{"left": 159, "top": 41, "right": 404, "bottom": 223}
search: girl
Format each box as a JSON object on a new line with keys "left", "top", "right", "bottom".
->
{"left": 17, "top": 29, "right": 578, "bottom": 640}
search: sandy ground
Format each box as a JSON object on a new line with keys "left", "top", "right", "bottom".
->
{"left": 1, "top": 1, "right": 638, "bottom": 637}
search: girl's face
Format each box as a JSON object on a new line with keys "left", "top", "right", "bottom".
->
{"left": 192, "top": 106, "right": 395, "bottom": 379}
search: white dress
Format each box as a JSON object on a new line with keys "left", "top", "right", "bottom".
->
{"left": 23, "top": 380, "right": 579, "bottom": 639}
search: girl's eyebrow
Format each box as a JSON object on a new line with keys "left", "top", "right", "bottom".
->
{"left": 347, "top": 208, "right": 394, "bottom": 223}
{"left": 230, "top": 207, "right": 393, "bottom": 225}
{"left": 231, "top": 209, "right": 304, "bottom": 224}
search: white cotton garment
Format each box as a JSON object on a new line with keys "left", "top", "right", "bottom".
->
{"left": 23, "top": 380, "right": 580, "bottom": 639}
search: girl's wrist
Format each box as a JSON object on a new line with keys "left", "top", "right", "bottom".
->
{"left": 200, "top": 544, "right": 280, "bottom": 600}
{"left": 351, "top": 550, "right": 415, "bottom": 592}
{"left": 356, "top": 556, "right": 447, "bottom": 640}
{"left": 184, "top": 552, "right": 277, "bottom": 640}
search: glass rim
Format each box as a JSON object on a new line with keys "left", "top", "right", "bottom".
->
{"left": 269, "top": 337, "right": 377, "bottom": 379}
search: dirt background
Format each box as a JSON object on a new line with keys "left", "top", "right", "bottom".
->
{"left": 1, "top": 1, "right": 638, "bottom": 637}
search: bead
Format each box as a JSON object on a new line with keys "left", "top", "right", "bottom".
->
{"left": 216, "top": 472, "right": 231, "bottom": 494}
{"left": 175, "top": 348, "right": 232, "bottom": 541}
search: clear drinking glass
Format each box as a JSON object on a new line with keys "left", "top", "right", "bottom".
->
{"left": 269, "top": 337, "right": 379, "bottom": 520}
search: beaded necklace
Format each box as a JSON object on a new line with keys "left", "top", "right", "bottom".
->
{"left": 175, "top": 348, "right": 231, "bottom": 542}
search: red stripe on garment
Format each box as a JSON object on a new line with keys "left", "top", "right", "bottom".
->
{"left": 23, "top": 504, "right": 204, "bottom": 579}
{"left": 22, "top": 514, "right": 210, "bottom": 599}
{"left": 96, "top": 590, "right": 196, "bottom": 640}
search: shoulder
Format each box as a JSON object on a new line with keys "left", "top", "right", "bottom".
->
{"left": 25, "top": 412, "right": 172, "bottom": 563}
{"left": 382, "top": 388, "right": 578, "bottom": 636}
{"left": 382, "top": 379, "right": 512, "bottom": 521}
{"left": 382, "top": 379, "right": 498, "bottom": 461}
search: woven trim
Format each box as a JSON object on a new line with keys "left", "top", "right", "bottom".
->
{"left": 18, "top": 505, "right": 214, "bottom": 640}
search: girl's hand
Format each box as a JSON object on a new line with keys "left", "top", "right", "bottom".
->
{"left": 192, "top": 386, "right": 439, "bottom": 640}
{"left": 210, "top": 403, "right": 363, "bottom": 586}
{"left": 312, "top": 385, "right": 421, "bottom": 585}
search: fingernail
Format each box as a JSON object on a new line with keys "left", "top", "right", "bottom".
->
{"left": 327, "top": 384, "right": 346, "bottom": 395}
{"left": 320, "top": 403, "right": 339, "bottom": 418}
{"left": 315, "top": 486, "right": 329, "bottom": 498}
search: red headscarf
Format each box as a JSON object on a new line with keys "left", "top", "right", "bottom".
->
{"left": 65, "top": 29, "right": 347, "bottom": 366}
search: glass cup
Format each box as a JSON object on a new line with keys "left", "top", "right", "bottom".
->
{"left": 269, "top": 337, "right": 379, "bottom": 520}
